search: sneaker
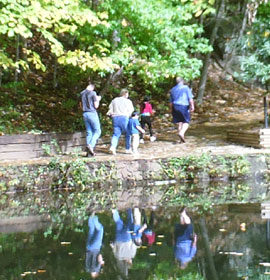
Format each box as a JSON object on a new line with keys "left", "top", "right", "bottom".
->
{"left": 139, "top": 139, "right": 144, "bottom": 144}
{"left": 150, "top": 136, "right": 156, "bottom": 142}
{"left": 125, "top": 149, "right": 133, "bottom": 154}
{"left": 87, "top": 145, "right": 95, "bottom": 156}
{"left": 109, "top": 146, "right": 116, "bottom": 155}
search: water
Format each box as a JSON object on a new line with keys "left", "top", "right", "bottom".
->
{"left": 0, "top": 179, "right": 268, "bottom": 280}
{"left": 1, "top": 203, "right": 270, "bottom": 280}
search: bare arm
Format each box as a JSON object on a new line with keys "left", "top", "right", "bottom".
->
{"left": 136, "top": 125, "right": 145, "bottom": 134}
{"left": 189, "top": 99, "right": 195, "bottom": 112}
{"left": 169, "top": 102, "right": 173, "bottom": 113}
{"left": 94, "top": 95, "right": 101, "bottom": 109}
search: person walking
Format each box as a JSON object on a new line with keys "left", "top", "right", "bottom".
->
{"left": 169, "top": 77, "right": 194, "bottom": 143}
{"left": 85, "top": 214, "right": 104, "bottom": 278}
{"left": 107, "top": 89, "right": 134, "bottom": 155}
{"left": 80, "top": 83, "right": 101, "bottom": 157}
{"left": 127, "top": 111, "right": 145, "bottom": 154}
{"left": 173, "top": 207, "right": 197, "bottom": 269}
{"left": 140, "top": 96, "right": 156, "bottom": 143}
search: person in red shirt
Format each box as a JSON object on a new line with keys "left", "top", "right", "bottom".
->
{"left": 141, "top": 209, "right": 156, "bottom": 246}
{"left": 140, "top": 96, "right": 156, "bottom": 143}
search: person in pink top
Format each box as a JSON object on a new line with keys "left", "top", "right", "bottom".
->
{"left": 140, "top": 96, "right": 156, "bottom": 143}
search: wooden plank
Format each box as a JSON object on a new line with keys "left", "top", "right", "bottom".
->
{"left": 260, "top": 129, "right": 270, "bottom": 135}
{"left": 0, "top": 150, "right": 45, "bottom": 160}
{"left": 227, "top": 131, "right": 260, "bottom": 136}
{"left": 228, "top": 203, "right": 261, "bottom": 213}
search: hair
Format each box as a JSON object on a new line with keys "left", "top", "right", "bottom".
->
{"left": 176, "top": 77, "right": 184, "bottom": 84}
{"left": 120, "top": 88, "right": 129, "bottom": 96}
{"left": 131, "top": 111, "right": 139, "bottom": 117}
{"left": 141, "top": 96, "right": 150, "bottom": 111}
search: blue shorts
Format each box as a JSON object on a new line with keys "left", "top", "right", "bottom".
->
{"left": 172, "top": 104, "right": 190, "bottom": 123}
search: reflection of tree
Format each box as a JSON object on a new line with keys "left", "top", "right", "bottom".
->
{"left": 198, "top": 217, "right": 219, "bottom": 280}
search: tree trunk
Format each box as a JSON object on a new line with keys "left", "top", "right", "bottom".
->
{"left": 222, "top": 0, "right": 248, "bottom": 77}
{"left": 21, "top": 36, "right": 29, "bottom": 81}
{"left": 196, "top": 0, "right": 225, "bottom": 105}
{"left": 14, "top": 34, "right": 20, "bottom": 93}
{"left": 99, "top": 66, "right": 124, "bottom": 96}
{"left": 92, "top": 0, "right": 99, "bottom": 10}
{"left": 0, "top": 68, "right": 2, "bottom": 87}
{"left": 198, "top": 218, "right": 219, "bottom": 280}
{"left": 53, "top": 56, "right": 58, "bottom": 89}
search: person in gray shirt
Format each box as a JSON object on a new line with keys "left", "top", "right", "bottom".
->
{"left": 107, "top": 89, "right": 134, "bottom": 155}
{"left": 80, "top": 83, "right": 101, "bottom": 156}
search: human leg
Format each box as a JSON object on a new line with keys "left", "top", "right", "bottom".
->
{"left": 110, "top": 117, "right": 122, "bottom": 152}
{"left": 83, "top": 112, "right": 93, "bottom": 146}
{"left": 179, "top": 123, "right": 189, "bottom": 142}
{"left": 140, "top": 116, "right": 146, "bottom": 140}
{"left": 132, "top": 134, "right": 140, "bottom": 154}
{"left": 180, "top": 208, "right": 191, "bottom": 225}
{"left": 89, "top": 113, "right": 101, "bottom": 148}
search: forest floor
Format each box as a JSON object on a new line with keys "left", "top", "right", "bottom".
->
{"left": 84, "top": 65, "right": 269, "bottom": 161}
{"left": 1, "top": 65, "right": 269, "bottom": 164}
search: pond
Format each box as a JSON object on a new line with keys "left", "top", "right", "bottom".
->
{"left": 0, "top": 181, "right": 269, "bottom": 280}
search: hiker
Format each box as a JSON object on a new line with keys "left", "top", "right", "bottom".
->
{"left": 140, "top": 96, "right": 156, "bottom": 143}
{"left": 169, "top": 77, "right": 194, "bottom": 143}
{"left": 141, "top": 208, "right": 156, "bottom": 246}
{"left": 85, "top": 214, "right": 104, "bottom": 278}
{"left": 111, "top": 208, "right": 143, "bottom": 278}
{"left": 80, "top": 83, "right": 101, "bottom": 157}
{"left": 173, "top": 207, "right": 197, "bottom": 269}
{"left": 126, "top": 111, "right": 145, "bottom": 155}
{"left": 107, "top": 89, "right": 134, "bottom": 155}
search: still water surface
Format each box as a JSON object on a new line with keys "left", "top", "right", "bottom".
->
{"left": 1, "top": 203, "right": 269, "bottom": 280}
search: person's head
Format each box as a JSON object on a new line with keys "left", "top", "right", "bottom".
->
{"left": 131, "top": 111, "right": 140, "bottom": 119}
{"left": 87, "top": 83, "right": 95, "bottom": 91}
{"left": 90, "top": 272, "right": 99, "bottom": 278}
{"left": 176, "top": 77, "right": 184, "bottom": 85}
{"left": 120, "top": 88, "right": 129, "bottom": 98}
{"left": 143, "top": 96, "right": 150, "bottom": 102}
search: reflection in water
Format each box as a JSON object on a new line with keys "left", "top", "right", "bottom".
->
{"left": 174, "top": 207, "right": 197, "bottom": 269}
{"left": 2, "top": 203, "right": 270, "bottom": 280}
{"left": 112, "top": 208, "right": 146, "bottom": 279}
{"left": 142, "top": 208, "right": 156, "bottom": 246}
{"left": 85, "top": 214, "right": 104, "bottom": 278}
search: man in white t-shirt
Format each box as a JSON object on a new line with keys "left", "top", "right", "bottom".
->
{"left": 107, "top": 89, "right": 134, "bottom": 154}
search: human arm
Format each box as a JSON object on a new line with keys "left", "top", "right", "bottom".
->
{"left": 169, "top": 102, "right": 173, "bottom": 113}
{"left": 136, "top": 125, "right": 145, "bottom": 134}
{"left": 94, "top": 94, "right": 101, "bottom": 109}
{"left": 138, "top": 223, "right": 147, "bottom": 234}
{"left": 189, "top": 99, "right": 195, "bottom": 112}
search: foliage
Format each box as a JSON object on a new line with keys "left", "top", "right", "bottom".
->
{"left": 162, "top": 154, "right": 250, "bottom": 181}
{"left": 236, "top": 2, "right": 270, "bottom": 89}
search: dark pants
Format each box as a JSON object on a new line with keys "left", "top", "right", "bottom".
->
{"left": 140, "top": 115, "right": 153, "bottom": 139}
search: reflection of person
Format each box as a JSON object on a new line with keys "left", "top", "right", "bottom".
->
{"left": 85, "top": 215, "right": 104, "bottom": 278}
{"left": 142, "top": 208, "right": 156, "bottom": 246}
{"left": 107, "top": 89, "right": 134, "bottom": 155}
{"left": 140, "top": 96, "right": 156, "bottom": 143}
{"left": 126, "top": 112, "right": 145, "bottom": 155}
{"left": 80, "top": 84, "right": 101, "bottom": 157}
{"left": 111, "top": 208, "right": 143, "bottom": 278}
{"left": 169, "top": 77, "right": 194, "bottom": 143}
{"left": 174, "top": 208, "right": 197, "bottom": 269}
